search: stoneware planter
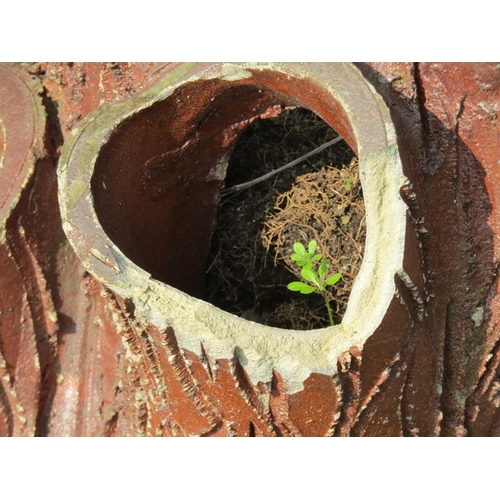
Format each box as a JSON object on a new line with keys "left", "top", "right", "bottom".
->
{"left": 58, "top": 62, "right": 407, "bottom": 393}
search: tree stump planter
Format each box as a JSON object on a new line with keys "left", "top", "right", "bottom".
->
{"left": 1, "top": 62, "right": 500, "bottom": 436}
{"left": 58, "top": 62, "right": 407, "bottom": 403}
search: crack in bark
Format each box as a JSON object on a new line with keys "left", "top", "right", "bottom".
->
{"left": 230, "top": 349, "right": 275, "bottom": 434}
{"left": 333, "top": 347, "right": 362, "bottom": 437}
{"left": 351, "top": 345, "right": 413, "bottom": 436}
{"left": 269, "top": 370, "right": 302, "bottom": 437}
{"left": 413, "top": 63, "right": 430, "bottom": 158}
{"left": 162, "top": 327, "right": 223, "bottom": 434}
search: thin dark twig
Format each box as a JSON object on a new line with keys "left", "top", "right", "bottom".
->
{"left": 221, "top": 135, "right": 344, "bottom": 196}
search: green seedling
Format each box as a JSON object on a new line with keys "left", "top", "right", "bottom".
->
{"left": 287, "top": 240, "right": 341, "bottom": 326}
{"left": 343, "top": 177, "right": 353, "bottom": 191}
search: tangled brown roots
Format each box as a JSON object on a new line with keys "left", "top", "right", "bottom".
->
{"left": 261, "top": 159, "right": 365, "bottom": 325}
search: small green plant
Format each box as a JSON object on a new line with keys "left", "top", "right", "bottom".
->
{"left": 287, "top": 240, "right": 341, "bottom": 326}
{"left": 343, "top": 177, "right": 353, "bottom": 191}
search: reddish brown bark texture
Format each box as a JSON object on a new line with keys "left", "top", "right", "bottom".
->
{"left": 1, "top": 62, "right": 499, "bottom": 436}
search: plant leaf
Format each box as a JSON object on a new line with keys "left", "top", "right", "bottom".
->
{"left": 318, "top": 259, "right": 329, "bottom": 280}
{"left": 308, "top": 240, "right": 317, "bottom": 255}
{"left": 293, "top": 242, "right": 306, "bottom": 255}
{"left": 301, "top": 267, "right": 317, "bottom": 284}
{"left": 287, "top": 282, "right": 315, "bottom": 294}
{"left": 325, "top": 273, "right": 342, "bottom": 286}
{"left": 312, "top": 253, "right": 323, "bottom": 261}
{"left": 287, "top": 281, "right": 304, "bottom": 291}
{"left": 291, "top": 254, "right": 308, "bottom": 266}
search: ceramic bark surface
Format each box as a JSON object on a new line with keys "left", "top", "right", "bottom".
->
{"left": 0, "top": 62, "right": 499, "bottom": 436}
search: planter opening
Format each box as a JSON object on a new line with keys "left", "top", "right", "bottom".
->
{"left": 61, "top": 63, "right": 407, "bottom": 391}
{"left": 205, "top": 107, "right": 364, "bottom": 329}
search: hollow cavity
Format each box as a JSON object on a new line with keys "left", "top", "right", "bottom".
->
{"left": 205, "top": 107, "right": 364, "bottom": 329}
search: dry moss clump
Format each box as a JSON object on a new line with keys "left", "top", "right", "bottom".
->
{"left": 261, "top": 159, "right": 365, "bottom": 328}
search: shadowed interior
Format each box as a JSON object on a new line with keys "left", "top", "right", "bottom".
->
{"left": 91, "top": 70, "right": 357, "bottom": 298}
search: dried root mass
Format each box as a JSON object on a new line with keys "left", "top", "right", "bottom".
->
{"left": 262, "top": 159, "right": 365, "bottom": 326}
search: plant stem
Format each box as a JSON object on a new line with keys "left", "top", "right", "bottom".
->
{"left": 321, "top": 290, "right": 334, "bottom": 326}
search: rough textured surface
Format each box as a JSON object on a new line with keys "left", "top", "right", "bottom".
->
{"left": 0, "top": 62, "right": 499, "bottom": 436}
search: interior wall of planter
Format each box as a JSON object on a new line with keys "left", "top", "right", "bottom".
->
{"left": 90, "top": 72, "right": 357, "bottom": 300}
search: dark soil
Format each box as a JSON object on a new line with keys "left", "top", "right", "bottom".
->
{"left": 204, "top": 107, "right": 365, "bottom": 330}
